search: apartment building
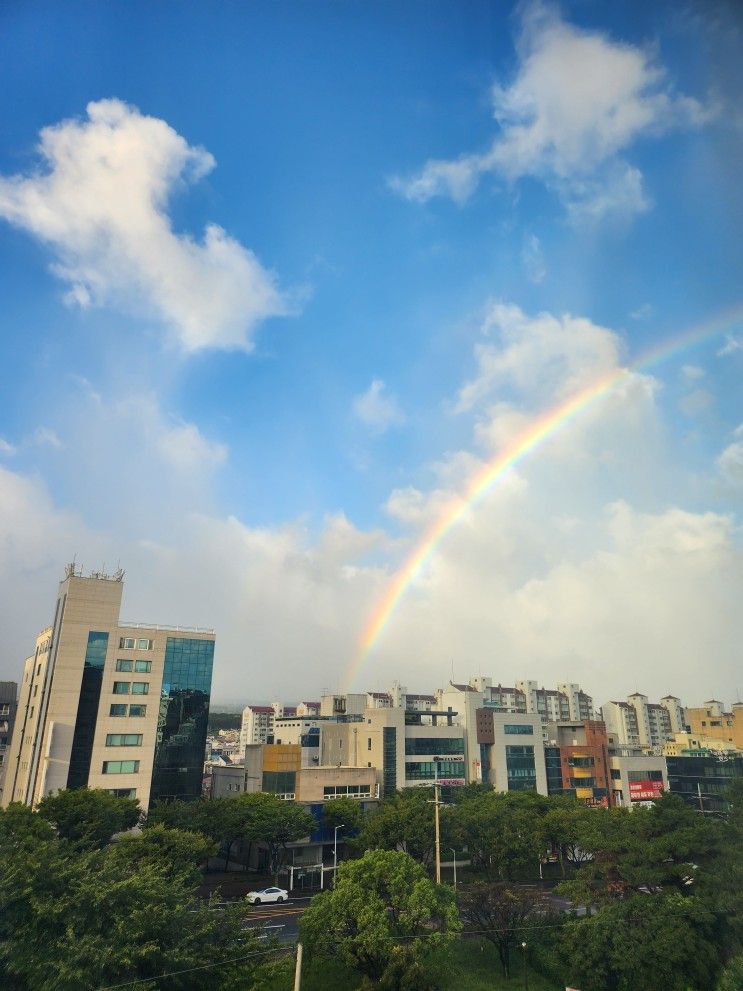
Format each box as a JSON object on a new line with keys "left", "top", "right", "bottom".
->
{"left": 239, "top": 704, "right": 276, "bottom": 751}
{"left": 602, "top": 694, "right": 683, "bottom": 750}
{"left": 684, "top": 700, "right": 743, "bottom": 750}
{"left": 465, "top": 677, "right": 594, "bottom": 726}
{"left": 0, "top": 682, "right": 18, "bottom": 803}
{"left": 2, "top": 567, "right": 214, "bottom": 810}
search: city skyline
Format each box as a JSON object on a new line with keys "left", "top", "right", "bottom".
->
{"left": 0, "top": 2, "right": 741, "bottom": 702}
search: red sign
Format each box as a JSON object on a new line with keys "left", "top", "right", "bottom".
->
{"left": 629, "top": 780, "right": 664, "bottom": 801}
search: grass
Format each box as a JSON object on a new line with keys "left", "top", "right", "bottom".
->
{"left": 298, "top": 939, "right": 561, "bottom": 990}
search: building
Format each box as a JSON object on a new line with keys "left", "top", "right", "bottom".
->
{"left": 663, "top": 732, "right": 741, "bottom": 757}
{"left": 608, "top": 753, "right": 668, "bottom": 809}
{"left": 239, "top": 705, "right": 276, "bottom": 752}
{"left": 666, "top": 753, "right": 743, "bottom": 814}
{"left": 2, "top": 566, "right": 214, "bottom": 810}
{"left": 476, "top": 708, "right": 548, "bottom": 795}
{"left": 602, "top": 693, "right": 682, "bottom": 751}
{"left": 684, "top": 701, "right": 743, "bottom": 750}
{"left": 465, "top": 677, "right": 594, "bottom": 728}
{"left": 544, "top": 720, "right": 612, "bottom": 806}
{"left": 0, "top": 681, "right": 18, "bottom": 804}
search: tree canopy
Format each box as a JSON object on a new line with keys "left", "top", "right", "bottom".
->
{"left": 300, "top": 849, "right": 460, "bottom": 990}
{"left": 36, "top": 787, "right": 141, "bottom": 848}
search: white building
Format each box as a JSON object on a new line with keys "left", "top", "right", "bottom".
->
{"left": 240, "top": 704, "right": 275, "bottom": 752}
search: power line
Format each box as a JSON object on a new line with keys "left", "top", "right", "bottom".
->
{"left": 93, "top": 946, "right": 287, "bottom": 990}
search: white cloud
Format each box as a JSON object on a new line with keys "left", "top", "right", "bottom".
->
{"left": 0, "top": 99, "right": 291, "bottom": 352}
{"left": 521, "top": 233, "right": 546, "bottom": 283}
{"left": 717, "top": 425, "right": 743, "bottom": 490}
{"left": 455, "top": 302, "right": 623, "bottom": 413}
{"left": 353, "top": 378, "right": 405, "bottom": 434}
{"left": 630, "top": 303, "right": 654, "bottom": 321}
{"left": 717, "top": 334, "right": 742, "bottom": 357}
{"left": 0, "top": 301, "right": 738, "bottom": 706}
{"left": 681, "top": 364, "right": 705, "bottom": 381}
{"left": 0, "top": 438, "right": 16, "bottom": 456}
{"left": 34, "top": 426, "right": 63, "bottom": 449}
{"left": 392, "top": 2, "right": 710, "bottom": 220}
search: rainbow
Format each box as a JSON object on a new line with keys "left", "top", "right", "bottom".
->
{"left": 347, "top": 304, "right": 743, "bottom": 691}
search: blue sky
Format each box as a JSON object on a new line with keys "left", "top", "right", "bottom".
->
{"left": 0, "top": 1, "right": 741, "bottom": 705}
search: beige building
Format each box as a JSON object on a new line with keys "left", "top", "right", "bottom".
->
{"left": 684, "top": 701, "right": 743, "bottom": 750}
{"left": 2, "top": 567, "right": 214, "bottom": 811}
{"left": 608, "top": 753, "right": 668, "bottom": 809}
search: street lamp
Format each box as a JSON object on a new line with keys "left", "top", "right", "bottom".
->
{"left": 333, "top": 824, "right": 345, "bottom": 887}
{"left": 521, "top": 941, "right": 528, "bottom": 991}
{"left": 450, "top": 848, "right": 457, "bottom": 890}
{"left": 426, "top": 757, "right": 443, "bottom": 884}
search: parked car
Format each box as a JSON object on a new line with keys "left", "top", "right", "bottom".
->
{"left": 246, "top": 887, "right": 288, "bottom": 905}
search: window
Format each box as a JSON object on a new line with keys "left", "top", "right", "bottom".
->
{"left": 404, "top": 737, "right": 465, "bottom": 756}
{"left": 109, "top": 704, "right": 127, "bottom": 717}
{"left": 405, "top": 760, "right": 466, "bottom": 780}
{"left": 106, "top": 734, "right": 143, "bottom": 747}
{"left": 29, "top": 707, "right": 34, "bottom": 718}
{"left": 610, "top": 769, "right": 621, "bottom": 780}
{"left": 113, "top": 682, "right": 131, "bottom": 695}
{"left": 107, "top": 789, "right": 136, "bottom": 798}
{"left": 116, "top": 659, "right": 133, "bottom": 672}
{"left": 129, "top": 704, "right": 147, "bottom": 717}
{"left": 368, "top": 737, "right": 372, "bottom": 750}
{"left": 323, "top": 784, "right": 371, "bottom": 798}
{"left": 119, "top": 638, "right": 135, "bottom": 649}
{"left": 504, "top": 724, "right": 534, "bottom": 735}
{"left": 102, "top": 760, "right": 140, "bottom": 774}
{"left": 134, "top": 660, "right": 151, "bottom": 673}
{"left": 33, "top": 685, "right": 38, "bottom": 697}
{"left": 131, "top": 682, "right": 149, "bottom": 695}
{"left": 136, "top": 638, "right": 152, "bottom": 650}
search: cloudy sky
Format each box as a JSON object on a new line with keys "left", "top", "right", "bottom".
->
{"left": 0, "top": 1, "right": 741, "bottom": 709}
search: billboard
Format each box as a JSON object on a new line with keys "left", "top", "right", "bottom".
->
{"left": 629, "top": 780, "right": 664, "bottom": 801}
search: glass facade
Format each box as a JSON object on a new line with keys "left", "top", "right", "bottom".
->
{"left": 405, "top": 760, "right": 466, "bottom": 780}
{"left": 263, "top": 770, "right": 297, "bottom": 794}
{"left": 382, "top": 726, "right": 397, "bottom": 797}
{"left": 666, "top": 755, "right": 743, "bottom": 814}
{"left": 404, "top": 737, "right": 464, "bottom": 756}
{"left": 506, "top": 745, "right": 537, "bottom": 792}
{"left": 504, "top": 724, "right": 534, "bottom": 735}
{"left": 545, "top": 745, "right": 563, "bottom": 795}
{"left": 67, "top": 631, "right": 109, "bottom": 789}
{"left": 149, "top": 637, "right": 213, "bottom": 805}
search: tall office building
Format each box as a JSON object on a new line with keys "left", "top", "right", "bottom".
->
{"left": 2, "top": 566, "right": 214, "bottom": 810}
{"left": 0, "top": 681, "right": 18, "bottom": 803}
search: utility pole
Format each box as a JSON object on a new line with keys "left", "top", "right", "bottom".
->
{"left": 450, "top": 847, "right": 457, "bottom": 890}
{"left": 427, "top": 756, "right": 443, "bottom": 884}
{"left": 293, "top": 942, "right": 303, "bottom": 991}
{"left": 697, "top": 782, "right": 704, "bottom": 814}
{"left": 333, "top": 823, "right": 345, "bottom": 887}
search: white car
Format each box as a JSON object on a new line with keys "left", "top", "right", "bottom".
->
{"left": 246, "top": 887, "right": 289, "bottom": 905}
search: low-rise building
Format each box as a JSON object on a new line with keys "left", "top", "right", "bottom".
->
{"left": 476, "top": 709, "right": 548, "bottom": 795}
{"left": 544, "top": 720, "right": 612, "bottom": 806}
{"left": 608, "top": 753, "right": 667, "bottom": 808}
{"left": 666, "top": 752, "right": 743, "bottom": 814}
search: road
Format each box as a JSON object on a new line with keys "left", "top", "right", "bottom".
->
{"left": 243, "top": 896, "right": 312, "bottom": 942}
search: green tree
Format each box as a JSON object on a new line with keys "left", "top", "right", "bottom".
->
{"left": 561, "top": 893, "right": 719, "bottom": 991}
{"left": 300, "top": 849, "right": 460, "bottom": 990}
{"left": 36, "top": 787, "right": 141, "bottom": 848}
{"left": 355, "top": 789, "right": 439, "bottom": 866}
{"left": 451, "top": 790, "right": 545, "bottom": 879}
{"left": 322, "top": 796, "right": 363, "bottom": 834}
{"left": 238, "top": 792, "right": 315, "bottom": 880}
{"left": 718, "top": 956, "right": 743, "bottom": 991}
{"left": 110, "top": 823, "right": 216, "bottom": 883}
{"left": 458, "top": 881, "right": 545, "bottom": 977}
{"left": 0, "top": 806, "right": 287, "bottom": 991}
{"left": 542, "top": 798, "right": 596, "bottom": 877}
